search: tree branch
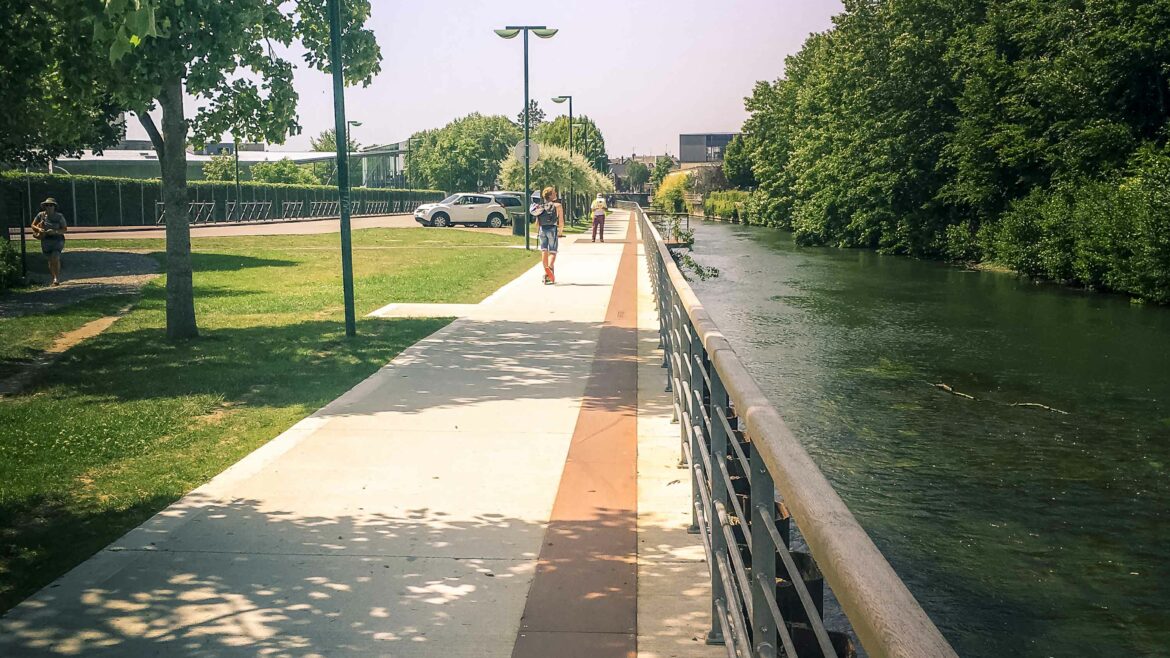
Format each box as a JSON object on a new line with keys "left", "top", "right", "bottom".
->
{"left": 138, "top": 112, "right": 165, "bottom": 158}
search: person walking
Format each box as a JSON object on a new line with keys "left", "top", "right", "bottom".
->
{"left": 533, "top": 187, "right": 563, "bottom": 285}
{"left": 31, "top": 198, "right": 68, "bottom": 286}
{"left": 590, "top": 193, "right": 608, "bottom": 242}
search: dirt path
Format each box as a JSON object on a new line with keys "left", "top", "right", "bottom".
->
{"left": 0, "top": 250, "right": 159, "bottom": 318}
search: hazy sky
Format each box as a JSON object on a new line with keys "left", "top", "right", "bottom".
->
{"left": 129, "top": 0, "right": 844, "bottom": 157}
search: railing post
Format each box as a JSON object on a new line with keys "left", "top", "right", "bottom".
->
{"left": 686, "top": 322, "right": 703, "bottom": 534}
{"left": 706, "top": 365, "right": 729, "bottom": 646}
{"left": 750, "top": 438, "right": 779, "bottom": 655}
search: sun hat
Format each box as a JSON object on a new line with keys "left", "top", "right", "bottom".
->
{"left": 41, "top": 197, "right": 58, "bottom": 207}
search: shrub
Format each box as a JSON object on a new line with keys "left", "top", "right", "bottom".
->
{"left": 0, "top": 239, "right": 22, "bottom": 291}
{"left": 704, "top": 190, "right": 750, "bottom": 220}
{"left": 653, "top": 171, "right": 691, "bottom": 214}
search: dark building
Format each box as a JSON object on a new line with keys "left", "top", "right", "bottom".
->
{"left": 679, "top": 133, "right": 737, "bottom": 164}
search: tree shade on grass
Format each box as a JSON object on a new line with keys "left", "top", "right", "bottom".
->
{"left": 0, "top": 228, "right": 538, "bottom": 612}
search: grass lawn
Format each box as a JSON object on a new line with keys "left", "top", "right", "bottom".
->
{"left": 0, "top": 227, "right": 537, "bottom": 612}
{"left": 0, "top": 295, "right": 134, "bottom": 380}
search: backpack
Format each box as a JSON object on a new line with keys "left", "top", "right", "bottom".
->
{"left": 531, "top": 202, "right": 559, "bottom": 227}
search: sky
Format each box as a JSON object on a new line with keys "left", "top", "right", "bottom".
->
{"left": 127, "top": 0, "right": 844, "bottom": 157}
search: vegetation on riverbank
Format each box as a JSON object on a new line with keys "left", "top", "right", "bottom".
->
{"left": 0, "top": 228, "right": 537, "bottom": 612}
{"left": 734, "top": 1, "right": 1170, "bottom": 303}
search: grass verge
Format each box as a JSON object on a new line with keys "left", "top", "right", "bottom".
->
{"left": 0, "top": 227, "right": 537, "bottom": 612}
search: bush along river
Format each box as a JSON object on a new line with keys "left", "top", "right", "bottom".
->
{"left": 682, "top": 220, "right": 1169, "bottom": 657}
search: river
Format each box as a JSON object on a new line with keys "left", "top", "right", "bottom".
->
{"left": 681, "top": 219, "right": 1170, "bottom": 657}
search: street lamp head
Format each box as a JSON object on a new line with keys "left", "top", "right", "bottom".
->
{"left": 531, "top": 28, "right": 558, "bottom": 38}
{"left": 347, "top": 120, "right": 362, "bottom": 127}
{"left": 551, "top": 96, "right": 570, "bottom": 103}
{"left": 494, "top": 28, "right": 521, "bottom": 39}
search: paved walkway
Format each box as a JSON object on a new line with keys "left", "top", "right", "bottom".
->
{"left": 0, "top": 211, "right": 717, "bottom": 657}
{"left": 59, "top": 213, "right": 419, "bottom": 240}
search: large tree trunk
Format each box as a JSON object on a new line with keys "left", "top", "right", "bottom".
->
{"left": 157, "top": 76, "right": 198, "bottom": 339}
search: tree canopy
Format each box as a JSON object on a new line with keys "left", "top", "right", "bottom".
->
{"left": 738, "top": 0, "right": 1170, "bottom": 302}
{"left": 407, "top": 114, "right": 521, "bottom": 192}
{"left": 517, "top": 99, "right": 546, "bottom": 133}
{"left": 251, "top": 158, "right": 322, "bottom": 185}
{"left": 201, "top": 152, "right": 236, "bottom": 182}
{"left": 722, "top": 134, "right": 756, "bottom": 189}
{"left": 0, "top": 0, "right": 123, "bottom": 165}
{"left": 499, "top": 144, "right": 613, "bottom": 199}
{"left": 627, "top": 161, "right": 651, "bottom": 190}
{"left": 534, "top": 116, "right": 609, "bottom": 173}
{"left": 89, "top": 0, "right": 382, "bottom": 338}
{"left": 651, "top": 157, "right": 674, "bottom": 189}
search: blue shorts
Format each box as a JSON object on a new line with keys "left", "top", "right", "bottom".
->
{"left": 41, "top": 236, "right": 65, "bottom": 256}
{"left": 538, "top": 225, "right": 558, "bottom": 253}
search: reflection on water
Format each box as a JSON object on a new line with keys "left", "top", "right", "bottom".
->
{"left": 685, "top": 221, "right": 1170, "bottom": 657}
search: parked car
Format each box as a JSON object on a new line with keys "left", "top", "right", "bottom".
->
{"left": 485, "top": 191, "right": 524, "bottom": 224}
{"left": 414, "top": 193, "right": 510, "bottom": 228}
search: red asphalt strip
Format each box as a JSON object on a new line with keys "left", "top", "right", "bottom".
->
{"left": 511, "top": 218, "right": 640, "bottom": 658}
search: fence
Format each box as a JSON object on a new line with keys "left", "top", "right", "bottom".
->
{"left": 628, "top": 201, "right": 956, "bottom": 658}
{"left": 0, "top": 172, "right": 445, "bottom": 228}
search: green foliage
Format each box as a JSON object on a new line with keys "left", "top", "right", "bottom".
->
{"left": 534, "top": 116, "right": 609, "bottom": 172}
{"left": 498, "top": 144, "right": 614, "bottom": 199}
{"left": 407, "top": 114, "right": 521, "bottom": 192}
{"left": 627, "top": 161, "right": 651, "bottom": 190}
{"left": 201, "top": 152, "right": 236, "bottom": 182}
{"left": 517, "top": 99, "right": 546, "bottom": 133}
{"left": 0, "top": 0, "right": 123, "bottom": 164}
{"left": 738, "top": 0, "right": 1170, "bottom": 302}
{"left": 984, "top": 146, "right": 1170, "bottom": 303}
{"left": 309, "top": 129, "right": 361, "bottom": 187}
{"left": 690, "top": 166, "right": 728, "bottom": 196}
{"left": 704, "top": 190, "right": 750, "bottom": 221}
{"left": 651, "top": 157, "right": 675, "bottom": 189}
{"left": 250, "top": 158, "right": 321, "bottom": 185}
{"left": 653, "top": 172, "right": 691, "bottom": 214}
{"left": 0, "top": 240, "right": 22, "bottom": 292}
{"left": 723, "top": 135, "right": 756, "bottom": 189}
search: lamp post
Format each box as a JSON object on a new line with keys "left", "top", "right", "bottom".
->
{"left": 495, "top": 25, "right": 558, "bottom": 248}
{"left": 232, "top": 137, "right": 241, "bottom": 221}
{"left": 327, "top": 0, "right": 356, "bottom": 337}
{"left": 551, "top": 95, "right": 574, "bottom": 223}
{"left": 345, "top": 120, "right": 361, "bottom": 187}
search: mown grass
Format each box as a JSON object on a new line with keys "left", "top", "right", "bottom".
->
{"left": 0, "top": 227, "right": 537, "bottom": 611}
{"left": 0, "top": 295, "right": 133, "bottom": 380}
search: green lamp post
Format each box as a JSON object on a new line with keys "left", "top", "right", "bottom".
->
{"left": 552, "top": 95, "right": 574, "bottom": 223}
{"left": 327, "top": 0, "right": 356, "bottom": 337}
{"left": 495, "top": 25, "right": 558, "bottom": 248}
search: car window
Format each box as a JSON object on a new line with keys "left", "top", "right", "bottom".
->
{"left": 440, "top": 194, "right": 460, "bottom": 204}
{"left": 496, "top": 196, "right": 520, "bottom": 207}
{"left": 454, "top": 196, "right": 471, "bottom": 205}
{"left": 475, "top": 196, "right": 493, "bottom": 204}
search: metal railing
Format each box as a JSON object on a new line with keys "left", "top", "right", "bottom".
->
{"left": 625, "top": 202, "right": 957, "bottom": 658}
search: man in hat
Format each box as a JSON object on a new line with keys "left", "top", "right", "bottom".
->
{"left": 31, "top": 198, "right": 68, "bottom": 286}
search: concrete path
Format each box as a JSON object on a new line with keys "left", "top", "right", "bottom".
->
{"left": 0, "top": 210, "right": 718, "bottom": 657}
{"left": 61, "top": 213, "right": 418, "bottom": 240}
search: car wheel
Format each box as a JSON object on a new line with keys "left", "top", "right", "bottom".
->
{"left": 487, "top": 214, "right": 505, "bottom": 229}
{"left": 432, "top": 213, "right": 450, "bottom": 227}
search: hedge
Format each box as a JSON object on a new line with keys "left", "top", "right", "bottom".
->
{"left": 0, "top": 171, "right": 445, "bottom": 228}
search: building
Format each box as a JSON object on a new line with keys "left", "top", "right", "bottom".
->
{"left": 679, "top": 133, "right": 738, "bottom": 165}
{"left": 50, "top": 147, "right": 335, "bottom": 181}
{"left": 357, "top": 141, "right": 411, "bottom": 189}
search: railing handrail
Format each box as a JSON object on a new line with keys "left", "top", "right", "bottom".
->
{"left": 631, "top": 202, "right": 956, "bottom": 658}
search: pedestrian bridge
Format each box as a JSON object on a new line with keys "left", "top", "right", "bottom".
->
{"left": 0, "top": 208, "right": 954, "bottom": 657}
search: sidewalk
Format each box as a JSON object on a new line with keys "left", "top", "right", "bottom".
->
{"left": 0, "top": 211, "right": 716, "bottom": 657}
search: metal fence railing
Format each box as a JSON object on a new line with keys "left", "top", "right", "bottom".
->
{"left": 624, "top": 201, "right": 957, "bottom": 658}
{"left": 0, "top": 173, "right": 444, "bottom": 228}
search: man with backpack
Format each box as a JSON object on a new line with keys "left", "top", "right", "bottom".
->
{"left": 533, "top": 186, "right": 563, "bottom": 284}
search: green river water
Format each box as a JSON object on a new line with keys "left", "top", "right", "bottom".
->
{"left": 683, "top": 220, "right": 1170, "bottom": 657}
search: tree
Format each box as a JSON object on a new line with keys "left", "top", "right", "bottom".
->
{"left": 517, "top": 99, "right": 546, "bottom": 133}
{"left": 407, "top": 114, "right": 521, "bottom": 192}
{"left": 627, "top": 161, "right": 651, "bottom": 191}
{"left": 723, "top": 134, "right": 756, "bottom": 189}
{"left": 690, "top": 165, "right": 729, "bottom": 196}
{"left": 310, "top": 128, "right": 361, "bottom": 186}
{"left": 251, "top": 158, "right": 321, "bottom": 185}
{"left": 201, "top": 152, "right": 236, "bottom": 182}
{"left": 651, "top": 157, "right": 675, "bottom": 189}
{"left": 534, "top": 115, "right": 609, "bottom": 173}
{"left": 93, "top": 0, "right": 381, "bottom": 339}
{"left": 499, "top": 144, "right": 613, "bottom": 199}
{"left": 0, "top": 0, "right": 123, "bottom": 165}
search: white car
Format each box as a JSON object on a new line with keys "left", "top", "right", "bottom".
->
{"left": 414, "top": 193, "right": 510, "bottom": 228}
